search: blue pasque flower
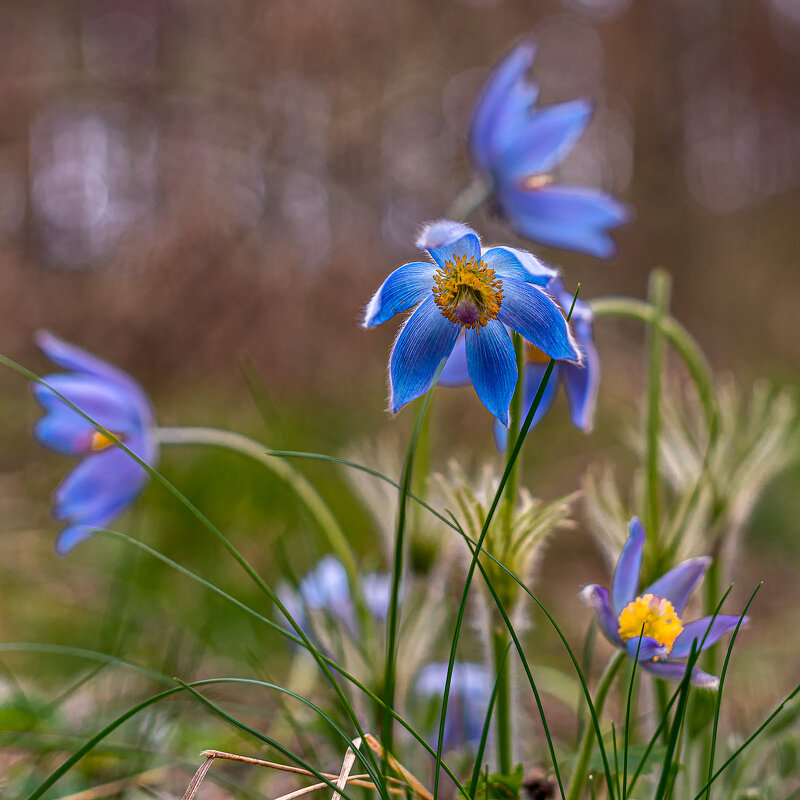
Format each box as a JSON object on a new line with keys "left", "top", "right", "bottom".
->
{"left": 470, "top": 42, "right": 630, "bottom": 258}
{"left": 31, "top": 331, "right": 157, "bottom": 555}
{"left": 581, "top": 518, "right": 747, "bottom": 688}
{"left": 440, "top": 276, "right": 599, "bottom": 445}
{"left": 416, "top": 662, "right": 492, "bottom": 752}
{"left": 278, "top": 555, "right": 392, "bottom": 636}
{"left": 363, "top": 220, "right": 580, "bottom": 425}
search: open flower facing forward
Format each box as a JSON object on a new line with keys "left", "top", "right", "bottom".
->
{"left": 440, "top": 276, "right": 599, "bottom": 445}
{"left": 31, "top": 332, "right": 158, "bottom": 555}
{"left": 363, "top": 220, "right": 580, "bottom": 425}
{"left": 470, "top": 42, "right": 630, "bottom": 258}
{"left": 581, "top": 518, "right": 747, "bottom": 688}
{"left": 416, "top": 662, "right": 493, "bottom": 752}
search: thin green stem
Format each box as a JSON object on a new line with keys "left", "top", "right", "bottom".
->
{"left": 644, "top": 270, "right": 672, "bottom": 551}
{"left": 589, "top": 296, "right": 717, "bottom": 429}
{"left": 491, "top": 626, "right": 513, "bottom": 775}
{"left": 565, "top": 651, "right": 626, "bottom": 800}
{"left": 493, "top": 331, "right": 525, "bottom": 774}
{"left": 704, "top": 585, "right": 762, "bottom": 800}
{"left": 433, "top": 358, "right": 558, "bottom": 800}
{"left": 655, "top": 680, "right": 672, "bottom": 745}
{"left": 702, "top": 555, "right": 722, "bottom": 680}
{"left": 383, "top": 392, "right": 432, "bottom": 755}
{"left": 446, "top": 176, "right": 492, "bottom": 220}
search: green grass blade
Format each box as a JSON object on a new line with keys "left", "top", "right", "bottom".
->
{"left": 383, "top": 392, "right": 432, "bottom": 754}
{"left": 622, "top": 627, "right": 644, "bottom": 800}
{"left": 468, "top": 643, "right": 512, "bottom": 800}
{"left": 702, "top": 584, "right": 764, "bottom": 800}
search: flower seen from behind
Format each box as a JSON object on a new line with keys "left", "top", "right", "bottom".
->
{"left": 470, "top": 42, "right": 630, "bottom": 258}
{"left": 363, "top": 220, "right": 580, "bottom": 425}
{"left": 278, "top": 555, "right": 392, "bottom": 637}
{"left": 581, "top": 518, "right": 747, "bottom": 687}
{"left": 31, "top": 331, "right": 158, "bottom": 555}
{"left": 416, "top": 661, "right": 493, "bottom": 752}
{"left": 440, "top": 276, "right": 599, "bottom": 445}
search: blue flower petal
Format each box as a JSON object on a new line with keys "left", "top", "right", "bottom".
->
{"left": 670, "top": 614, "right": 747, "bottom": 659}
{"left": 465, "top": 320, "right": 516, "bottom": 426}
{"left": 361, "top": 572, "right": 393, "bottom": 621}
{"left": 500, "top": 99, "right": 593, "bottom": 180}
{"left": 439, "top": 334, "right": 469, "bottom": 387}
{"left": 416, "top": 220, "right": 481, "bottom": 269}
{"left": 34, "top": 413, "right": 95, "bottom": 457}
{"left": 612, "top": 518, "right": 645, "bottom": 616}
{"left": 33, "top": 374, "right": 144, "bottom": 432}
{"left": 362, "top": 261, "right": 436, "bottom": 328}
{"left": 35, "top": 330, "right": 148, "bottom": 403}
{"left": 300, "top": 556, "right": 356, "bottom": 631}
{"left": 562, "top": 345, "right": 600, "bottom": 432}
{"left": 469, "top": 42, "right": 538, "bottom": 173}
{"left": 481, "top": 246, "right": 557, "bottom": 286}
{"left": 389, "top": 297, "right": 460, "bottom": 413}
{"left": 644, "top": 557, "right": 711, "bottom": 615}
{"left": 497, "top": 279, "right": 579, "bottom": 361}
{"left": 499, "top": 186, "right": 630, "bottom": 259}
{"left": 55, "top": 525, "right": 94, "bottom": 556}
{"left": 640, "top": 660, "right": 719, "bottom": 689}
{"left": 416, "top": 662, "right": 493, "bottom": 751}
{"left": 54, "top": 447, "right": 149, "bottom": 524}
{"left": 580, "top": 584, "right": 622, "bottom": 646}
{"left": 625, "top": 635, "right": 668, "bottom": 662}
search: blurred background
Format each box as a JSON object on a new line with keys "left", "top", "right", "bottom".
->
{"left": 1, "top": 0, "right": 800, "bottom": 795}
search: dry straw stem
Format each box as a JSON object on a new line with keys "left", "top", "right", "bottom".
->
{"left": 53, "top": 767, "right": 168, "bottom": 800}
{"left": 181, "top": 735, "right": 433, "bottom": 800}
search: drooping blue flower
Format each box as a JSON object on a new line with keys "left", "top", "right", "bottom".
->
{"left": 581, "top": 518, "right": 747, "bottom": 688}
{"left": 470, "top": 42, "right": 630, "bottom": 259}
{"left": 278, "top": 555, "right": 392, "bottom": 637}
{"left": 416, "top": 661, "right": 493, "bottom": 752}
{"left": 363, "top": 220, "right": 580, "bottom": 425}
{"left": 31, "top": 331, "right": 158, "bottom": 555}
{"left": 440, "top": 276, "right": 599, "bottom": 445}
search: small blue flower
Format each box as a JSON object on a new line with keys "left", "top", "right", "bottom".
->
{"left": 363, "top": 220, "right": 580, "bottom": 425}
{"left": 31, "top": 332, "right": 158, "bottom": 555}
{"left": 440, "top": 277, "right": 599, "bottom": 445}
{"left": 416, "top": 661, "right": 493, "bottom": 752}
{"left": 581, "top": 518, "right": 748, "bottom": 688}
{"left": 278, "top": 555, "right": 392, "bottom": 636}
{"left": 470, "top": 42, "right": 630, "bottom": 259}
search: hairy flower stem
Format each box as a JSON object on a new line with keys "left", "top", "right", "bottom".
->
{"left": 565, "top": 651, "right": 626, "bottom": 800}
{"left": 493, "top": 332, "right": 525, "bottom": 774}
{"left": 644, "top": 270, "right": 671, "bottom": 563}
{"left": 155, "top": 426, "right": 364, "bottom": 617}
{"left": 446, "top": 176, "right": 492, "bottom": 221}
{"left": 589, "top": 296, "right": 717, "bottom": 430}
{"left": 702, "top": 553, "right": 722, "bottom": 678}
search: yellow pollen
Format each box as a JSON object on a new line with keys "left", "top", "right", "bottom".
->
{"left": 89, "top": 430, "right": 121, "bottom": 452}
{"left": 520, "top": 173, "right": 553, "bottom": 191}
{"left": 431, "top": 254, "right": 503, "bottom": 331}
{"left": 618, "top": 593, "right": 684, "bottom": 656}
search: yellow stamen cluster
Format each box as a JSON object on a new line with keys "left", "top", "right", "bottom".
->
{"left": 520, "top": 173, "right": 553, "bottom": 191}
{"left": 89, "top": 430, "right": 121, "bottom": 452}
{"left": 618, "top": 593, "right": 684, "bottom": 656}
{"left": 432, "top": 254, "right": 503, "bottom": 331}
